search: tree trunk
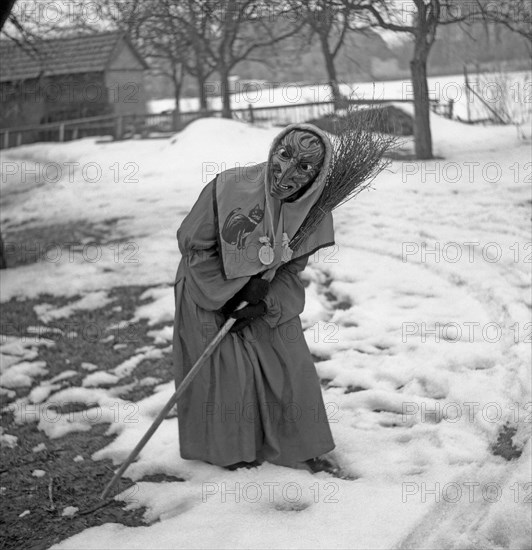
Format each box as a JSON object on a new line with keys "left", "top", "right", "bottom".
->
{"left": 410, "top": 43, "right": 433, "bottom": 160}
{"left": 194, "top": 43, "right": 209, "bottom": 111}
{"left": 174, "top": 84, "right": 182, "bottom": 115}
{"left": 220, "top": 67, "right": 232, "bottom": 119}
{"left": 319, "top": 33, "right": 342, "bottom": 108}
{"left": 172, "top": 63, "right": 183, "bottom": 115}
{"left": 197, "top": 74, "right": 208, "bottom": 111}
{"left": 172, "top": 67, "right": 183, "bottom": 132}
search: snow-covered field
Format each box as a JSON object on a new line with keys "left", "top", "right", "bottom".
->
{"left": 150, "top": 70, "right": 532, "bottom": 125}
{"left": 1, "top": 108, "right": 531, "bottom": 549}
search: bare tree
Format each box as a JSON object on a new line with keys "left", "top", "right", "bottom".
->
{"left": 99, "top": 1, "right": 302, "bottom": 117}
{"left": 288, "top": 0, "right": 362, "bottom": 107}
{"left": 474, "top": 0, "right": 531, "bottom": 44}
{"left": 102, "top": 0, "right": 216, "bottom": 112}
{"left": 97, "top": 0, "right": 195, "bottom": 117}
{"left": 355, "top": 1, "right": 453, "bottom": 159}
{"left": 198, "top": 0, "right": 304, "bottom": 118}
{"left": 179, "top": 0, "right": 217, "bottom": 111}
{"left": 356, "top": 0, "right": 529, "bottom": 159}
{"left": 139, "top": 1, "right": 190, "bottom": 118}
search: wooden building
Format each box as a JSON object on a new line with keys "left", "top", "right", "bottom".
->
{"left": 0, "top": 31, "right": 148, "bottom": 129}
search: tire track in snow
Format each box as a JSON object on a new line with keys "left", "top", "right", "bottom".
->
{"left": 316, "top": 242, "right": 529, "bottom": 548}
{"left": 340, "top": 243, "right": 530, "bottom": 548}
{"left": 349, "top": 240, "right": 527, "bottom": 357}
{"left": 393, "top": 459, "right": 519, "bottom": 550}
{"left": 353, "top": 241, "right": 530, "bottom": 429}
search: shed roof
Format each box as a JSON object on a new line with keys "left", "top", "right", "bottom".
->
{"left": 0, "top": 31, "right": 148, "bottom": 83}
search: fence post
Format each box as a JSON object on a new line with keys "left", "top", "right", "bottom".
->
{"left": 59, "top": 123, "right": 65, "bottom": 142}
{"left": 464, "top": 65, "right": 471, "bottom": 123}
{"left": 113, "top": 116, "right": 122, "bottom": 140}
{"left": 3, "top": 131, "right": 8, "bottom": 149}
{"left": 248, "top": 104, "right": 254, "bottom": 124}
{"left": 172, "top": 110, "right": 180, "bottom": 132}
{"left": 448, "top": 99, "right": 454, "bottom": 120}
{"left": 16, "top": 132, "right": 22, "bottom": 147}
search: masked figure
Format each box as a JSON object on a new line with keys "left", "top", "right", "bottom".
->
{"left": 173, "top": 124, "right": 335, "bottom": 470}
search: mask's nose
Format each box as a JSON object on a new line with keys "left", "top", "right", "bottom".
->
{"left": 277, "top": 158, "right": 297, "bottom": 187}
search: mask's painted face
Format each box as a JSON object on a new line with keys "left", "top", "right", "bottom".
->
{"left": 269, "top": 130, "right": 325, "bottom": 201}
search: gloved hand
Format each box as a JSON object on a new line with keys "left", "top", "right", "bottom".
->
{"left": 229, "top": 301, "right": 267, "bottom": 333}
{"left": 220, "top": 276, "right": 270, "bottom": 316}
{"left": 238, "top": 278, "right": 270, "bottom": 305}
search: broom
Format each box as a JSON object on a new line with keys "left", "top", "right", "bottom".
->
{"left": 100, "top": 108, "right": 395, "bottom": 500}
{"left": 290, "top": 107, "right": 395, "bottom": 252}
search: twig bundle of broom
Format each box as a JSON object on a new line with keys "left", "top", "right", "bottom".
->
{"left": 290, "top": 108, "right": 396, "bottom": 252}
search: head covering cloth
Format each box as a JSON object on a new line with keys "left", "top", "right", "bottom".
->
{"left": 214, "top": 123, "right": 335, "bottom": 280}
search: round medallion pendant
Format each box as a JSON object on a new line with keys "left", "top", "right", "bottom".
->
{"left": 258, "top": 245, "right": 274, "bottom": 265}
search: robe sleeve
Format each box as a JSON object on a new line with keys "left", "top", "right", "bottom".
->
{"left": 262, "top": 254, "right": 309, "bottom": 328}
{"left": 176, "top": 179, "right": 249, "bottom": 311}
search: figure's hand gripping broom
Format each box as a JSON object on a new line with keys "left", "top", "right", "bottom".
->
{"left": 101, "top": 110, "right": 395, "bottom": 500}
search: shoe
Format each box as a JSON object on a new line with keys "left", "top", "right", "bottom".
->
{"left": 224, "top": 460, "right": 262, "bottom": 471}
{"left": 305, "top": 456, "right": 339, "bottom": 475}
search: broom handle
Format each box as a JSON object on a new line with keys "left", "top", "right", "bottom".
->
{"left": 100, "top": 301, "right": 246, "bottom": 501}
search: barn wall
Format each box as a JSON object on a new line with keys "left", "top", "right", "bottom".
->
{"left": 108, "top": 43, "right": 143, "bottom": 71}
{"left": 0, "top": 79, "right": 46, "bottom": 128}
{"left": 44, "top": 72, "right": 111, "bottom": 121}
{"left": 104, "top": 69, "right": 146, "bottom": 116}
{"left": 0, "top": 72, "right": 112, "bottom": 128}
{"left": 105, "top": 41, "right": 146, "bottom": 116}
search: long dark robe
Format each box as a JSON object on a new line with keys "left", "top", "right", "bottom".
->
{"left": 172, "top": 179, "right": 335, "bottom": 467}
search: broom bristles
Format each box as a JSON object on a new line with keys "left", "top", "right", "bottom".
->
{"left": 290, "top": 108, "right": 396, "bottom": 251}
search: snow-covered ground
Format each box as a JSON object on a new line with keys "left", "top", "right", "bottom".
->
{"left": 1, "top": 108, "right": 531, "bottom": 549}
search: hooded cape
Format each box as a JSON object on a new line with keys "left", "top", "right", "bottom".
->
{"left": 214, "top": 123, "right": 335, "bottom": 280}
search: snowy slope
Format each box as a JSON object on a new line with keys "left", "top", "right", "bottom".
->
{"left": 1, "top": 112, "right": 530, "bottom": 549}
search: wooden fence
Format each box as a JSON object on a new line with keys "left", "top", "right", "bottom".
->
{"left": 0, "top": 110, "right": 217, "bottom": 149}
{"left": 0, "top": 97, "right": 451, "bottom": 150}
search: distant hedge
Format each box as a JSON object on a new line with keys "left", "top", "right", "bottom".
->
{"left": 308, "top": 104, "right": 414, "bottom": 136}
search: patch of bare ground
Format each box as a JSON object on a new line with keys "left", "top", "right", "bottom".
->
{"left": 1, "top": 218, "right": 132, "bottom": 269}
{"left": 1, "top": 285, "right": 178, "bottom": 549}
{"left": 0, "top": 420, "right": 147, "bottom": 550}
